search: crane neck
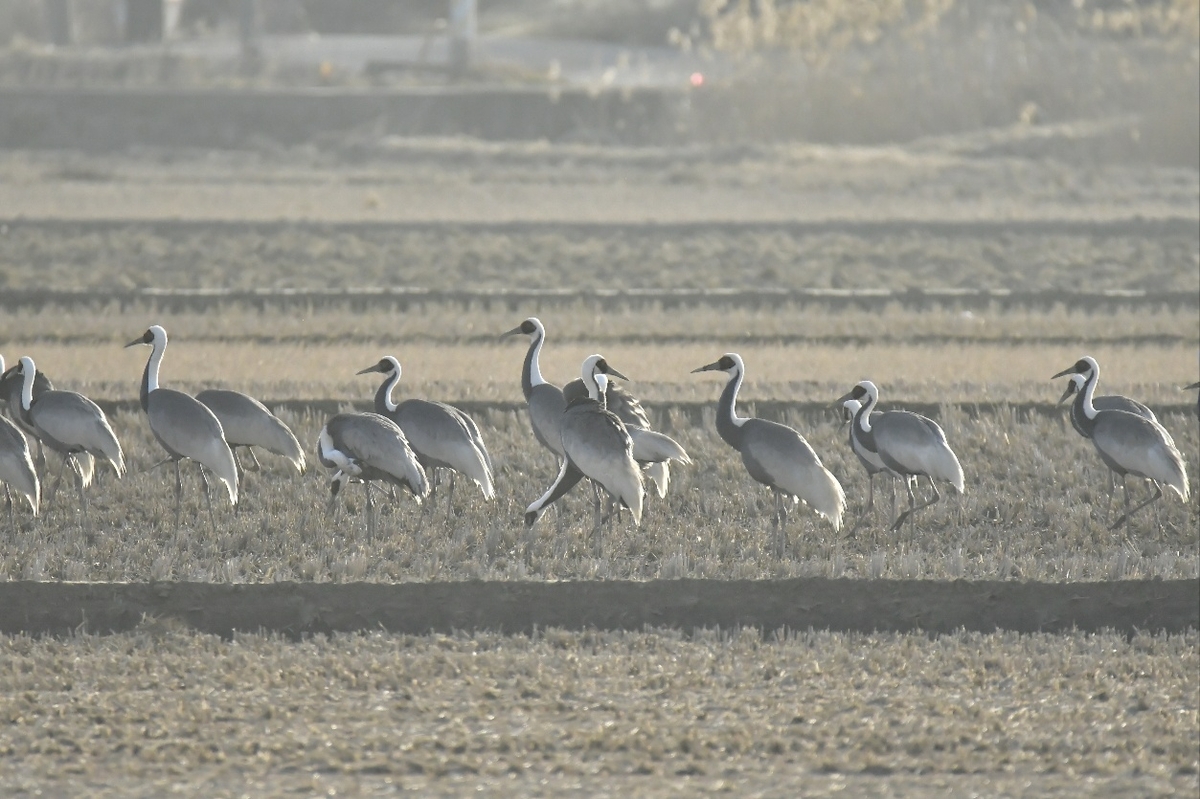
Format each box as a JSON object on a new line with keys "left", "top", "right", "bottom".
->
{"left": 19, "top": 361, "right": 35, "bottom": 417}
{"left": 855, "top": 390, "right": 877, "bottom": 435}
{"left": 1073, "top": 369, "right": 1099, "bottom": 434}
{"left": 140, "top": 336, "right": 165, "bottom": 412}
{"left": 714, "top": 368, "right": 747, "bottom": 449}
{"left": 521, "top": 329, "right": 547, "bottom": 400}
{"left": 374, "top": 370, "right": 401, "bottom": 414}
{"left": 851, "top": 397, "right": 877, "bottom": 453}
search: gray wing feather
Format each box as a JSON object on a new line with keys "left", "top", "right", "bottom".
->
{"left": 29, "top": 391, "right": 125, "bottom": 477}
{"left": 0, "top": 416, "right": 38, "bottom": 513}
{"left": 196, "top": 389, "right": 306, "bottom": 473}
{"left": 326, "top": 413, "right": 430, "bottom": 498}
{"left": 874, "top": 411, "right": 964, "bottom": 492}
{"left": 1093, "top": 411, "right": 1189, "bottom": 499}
{"left": 560, "top": 405, "right": 643, "bottom": 524}
{"left": 742, "top": 419, "right": 845, "bottom": 527}
{"left": 147, "top": 389, "right": 237, "bottom": 503}
{"left": 394, "top": 400, "right": 493, "bottom": 499}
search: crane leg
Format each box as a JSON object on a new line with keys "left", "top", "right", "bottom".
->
{"left": 247, "top": 448, "right": 263, "bottom": 472}
{"left": 74, "top": 456, "right": 90, "bottom": 534}
{"left": 444, "top": 471, "right": 456, "bottom": 524}
{"left": 197, "top": 464, "right": 218, "bottom": 534}
{"left": 5, "top": 485, "right": 13, "bottom": 531}
{"left": 173, "top": 460, "right": 184, "bottom": 530}
{"left": 364, "top": 482, "right": 377, "bottom": 541}
{"left": 1109, "top": 480, "right": 1162, "bottom": 532}
{"left": 892, "top": 477, "right": 941, "bottom": 532}
{"left": 46, "top": 454, "right": 71, "bottom": 506}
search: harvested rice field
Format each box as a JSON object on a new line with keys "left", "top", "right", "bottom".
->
{"left": 1, "top": 37, "right": 1198, "bottom": 794}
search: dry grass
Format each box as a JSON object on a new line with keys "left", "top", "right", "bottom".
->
{"left": 1, "top": 217, "right": 1197, "bottom": 293}
{"left": 0, "top": 625, "right": 1195, "bottom": 795}
{"left": 1, "top": 388, "right": 1195, "bottom": 584}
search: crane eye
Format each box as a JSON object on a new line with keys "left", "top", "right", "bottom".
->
{"left": 522, "top": 320, "right": 535, "bottom": 333}
{"left": 719, "top": 356, "right": 734, "bottom": 369}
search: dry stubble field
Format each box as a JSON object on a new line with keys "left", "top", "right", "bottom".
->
{"left": 1, "top": 138, "right": 1198, "bottom": 795}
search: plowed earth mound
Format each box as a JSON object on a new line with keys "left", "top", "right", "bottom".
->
{"left": 3, "top": 578, "right": 1195, "bottom": 639}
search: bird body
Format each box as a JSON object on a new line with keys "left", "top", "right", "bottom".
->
{"left": 835, "top": 380, "right": 962, "bottom": 531}
{"left": 1, "top": 354, "right": 64, "bottom": 479}
{"left": 13, "top": 356, "right": 123, "bottom": 528}
{"left": 0, "top": 410, "right": 38, "bottom": 519}
{"left": 502, "top": 318, "right": 567, "bottom": 460}
{"left": 1052, "top": 356, "right": 1188, "bottom": 531}
{"left": 196, "top": 388, "right": 306, "bottom": 474}
{"left": 317, "top": 412, "right": 430, "bottom": 527}
{"left": 839, "top": 397, "right": 898, "bottom": 534}
{"left": 127, "top": 326, "right": 238, "bottom": 528}
{"left": 525, "top": 356, "right": 644, "bottom": 530}
{"left": 693, "top": 353, "right": 845, "bottom": 547}
{"left": 568, "top": 364, "right": 690, "bottom": 498}
{"left": 357, "top": 356, "right": 494, "bottom": 502}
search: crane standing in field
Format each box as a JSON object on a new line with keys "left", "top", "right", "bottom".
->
{"left": 693, "top": 353, "right": 845, "bottom": 558}
{"left": 126, "top": 325, "right": 238, "bottom": 531}
{"left": 356, "top": 355, "right": 494, "bottom": 520}
{"left": 524, "top": 355, "right": 644, "bottom": 552}
{"left": 1052, "top": 357, "right": 1189, "bottom": 534}
{"left": 12, "top": 356, "right": 124, "bottom": 532}
{"left": 1056, "top": 372, "right": 1164, "bottom": 522}
{"left": 0, "top": 381, "right": 38, "bottom": 527}
{"left": 501, "top": 317, "right": 568, "bottom": 471}
{"left": 837, "top": 395, "right": 900, "bottom": 537}
{"left": 1, "top": 354, "right": 66, "bottom": 481}
{"left": 563, "top": 368, "right": 690, "bottom": 502}
{"left": 834, "top": 380, "right": 964, "bottom": 534}
{"left": 316, "top": 411, "right": 430, "bottom": 539}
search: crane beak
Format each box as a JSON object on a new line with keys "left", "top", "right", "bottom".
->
{"left": 605, "top": 365, "right": 629, "bottom": 381}
{"left": 499, "top": 325, "right": 524, "bottom": 340}
{"left": 123, "top": 337, "right": 144, "bottom": 348}
{"left": 833, "top": 390, "right": 857, "bottom": 407}
{"left": 1050, "top": 365, "right": 1080, "bottom": 379}
{"left": 355, "top": 364, "right": 383, "bottom": 375}
{"left": 1184, "top": 382, "right": 1200, "bottom": 391}
{"left": 691, "top": 361, "right": 722, "bottom": 374}
{"left": 1056, "top": 384, "right": 1075, "bottom": 404}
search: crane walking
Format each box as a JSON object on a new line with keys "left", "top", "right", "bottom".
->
{"left": 1052, "top": 357, "right": 1188, "bottom": 533}
{"left": 126, "top": 325, "right": 238, "bottom": 531}
{"left": 694, "top": 353, "right": 845, "bottom": 557}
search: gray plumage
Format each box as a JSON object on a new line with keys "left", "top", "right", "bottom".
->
{"left": 1057, "top": 374, "right": 1158, "bottom": 435}
{"left": 1, "top": 353, "right": 62, "bottom": 479}
{"left": 1053, "top": 356, "right": 1188, "bottom": 532}
{"left": 502, "top": 317, "right": 567, "bottom": 462}
{"left": 317, "top": 412, "right": 430, "bottom": 531}
{"left": 693, "top": 353, "right": 845, "bottom": 555}
{"left": 13, "top": 356, "right": 124, "bottom": 528}
{"left": 564, "top": 368, "right": 689, "bottom": 498}
{"left": 126, "top": 326, "right": 238, "bottom": 528}
{"left": 836, "top": 380, "right": 964, "bottom": 532}
{"left": 525, "top": 355, "right": 644, "bottom": 530}
{"left": 195, "top": 389, "right": 306, "bottom": 475}
{"left": 357, "top": 356, "right": 494, "bottom": 502}
{"left": 0, "top": 406, "right": 38, "bottom": 521}
{"left": 838, "top": 397, "right": 899, "bottom": 535}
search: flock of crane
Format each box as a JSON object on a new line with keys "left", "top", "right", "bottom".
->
{"left": 0, "top": 318, "right": 1195, "bottom": 553}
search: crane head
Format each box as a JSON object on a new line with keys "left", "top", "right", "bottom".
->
{"left": 1051, "top": 356, "right": 1097, "bottom": 380}
{"left": 356, "top": 356, "right": 400, "bottom": 377}
{"left": 500, "top": 317, "right": 543, "bottom": 340}
{"left": 125, "top": 325, "right": 166, "bottom": 349}
{"left": 691, "top": 353, "right": 741, "bottom": 375}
